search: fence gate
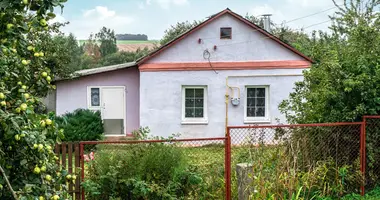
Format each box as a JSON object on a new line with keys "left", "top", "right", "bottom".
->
{"left": 54, "top": 142, "right": 81, "bottom": 200}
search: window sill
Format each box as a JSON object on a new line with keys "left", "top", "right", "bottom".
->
{"left": 181, "top": 120, "right": 208, "bottom": 125}
{"left": 244, "top": 119, "right": 271, "bottom": 124}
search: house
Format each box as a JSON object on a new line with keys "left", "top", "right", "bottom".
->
{"left": 53, "top": 8, "right": 312, "bottom": 138}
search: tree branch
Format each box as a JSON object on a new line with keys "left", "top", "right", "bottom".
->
{"left": 0, "top": 165, "right": 17, "bottom": 199}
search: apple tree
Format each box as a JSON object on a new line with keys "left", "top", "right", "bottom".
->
{"left": 0, "top": 0, "right": 75, "bottom": 199}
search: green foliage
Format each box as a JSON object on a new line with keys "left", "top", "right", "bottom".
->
{"left": 40, "top": 33, "right": 84, "bottom": 78}
{"left": 0, "top": 0, "right": 74, "bottom": 199}
{"left": 279, "top": 0, "right": 380, "bottom": 124}
{"left": 160, "top": 20, "right": 201, "bottom": 45}
{"left": 95, "top": 27, "right": 118, "bottom": 57}
{"left": 82, "top": 143, "right": 207, "bottom": 200}
{"left": 55, "top": 109, "right": 104, "bottom": 142}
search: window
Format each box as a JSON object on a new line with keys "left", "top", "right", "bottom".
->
{"left": 245, "top": 86, "right": 270, "bottom": 123}
{"left": 220, "top": 27, "right": 232, "bottom": 39}
{"left": 182, "top": 86, "right": 208, "bottom": 124}
{"left": 88, "top": 87, "right": 101, "bottom": 109}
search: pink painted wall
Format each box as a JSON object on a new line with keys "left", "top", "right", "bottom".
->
{"left": 56, "top": 67, "right": 140, "bottom": 134}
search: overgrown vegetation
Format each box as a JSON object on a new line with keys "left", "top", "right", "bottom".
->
{"left": 55, "top": 109, "right": 104, "bottom": 142}
{"left": 233, "top": 129, "right": 362, "bottom": 200}
{"left": 0, "top": 0, "right": 74, "bottom": 199}
{"left": 279, "top": 0, "right": 380, "bottom": 191}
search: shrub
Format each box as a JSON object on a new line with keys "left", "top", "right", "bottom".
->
{"left": 82, "top": 143, "right": 208, "bottom": 199}
{"left": 55, "top": 109, "right": 104, "bottom": 141}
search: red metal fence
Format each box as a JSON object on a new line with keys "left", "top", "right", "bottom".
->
{"left": 56, "top": 116, "right": 380, "bottom": 199}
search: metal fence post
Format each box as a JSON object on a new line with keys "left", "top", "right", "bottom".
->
{"left": 225, "top": 127, "right": 232, "bottom": 200}
{"left": 361, "top": 117, "right": 366, "bottom": 196}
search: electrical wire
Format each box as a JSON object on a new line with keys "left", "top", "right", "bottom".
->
{"left": 203, "top": 49, "right": 218, "bottom": 74}
{"left": 283, "top": 5, "right": 340, "bottom": 24}
{"left": 198, "top": 4, "right": 342, "bottom": 41}
{"left": 199, "top": 19, "right": 333, "bottom": 49}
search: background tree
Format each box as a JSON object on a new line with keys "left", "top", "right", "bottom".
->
{"left": 95, "top": 26, "right": 118, "bottom": 57}
{"left": 279, "top": 0, "right": 380, "bottom": 124}
{"left": 160, "top": 21, "right": 200, "bottom": 45}
{"left": 0, "top": 0, "right": 74, "bottom": 199}
{"left": 40, "top": 33, "right": 84, "bottom": 78}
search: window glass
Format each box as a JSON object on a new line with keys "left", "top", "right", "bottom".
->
{"left": 246, "top": 88, "right": 266, "bottom": 117}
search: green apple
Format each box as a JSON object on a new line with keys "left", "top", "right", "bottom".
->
{"left": 0, "top": 93, "right": 5, "bottom": 99}
{"left": 38, "top": 144, "right": 43, "bottom": 151}
{"left": 41, "top": 72, "right": 48, "bottom": 77}
{"left": 39, "top": 52, "right": 44, "bottom": 57}
{"left": 40, "top": 120, "right": 46, "bottom": 127}
{"left": 24, "top": 93, "right": 30, "bottom": 99}
{"left": 22, "top": 59, "right": 28, "bottom": 65}
{"left": 22, "top": 0, "right": 28, "bottom": 4}
{"left": 20, "top": 133, "right": 25, "bottom": 137}
{"left": 45, "top": 175, "right": 52, "bottom": 181}
{"left": 33, "top": 144, "right": 38, "bottom": 149}
{"left": 11, "top": 48, "right": 17, "bottom": 53}
{"left": 2, "top": 48, "right": 7, "bottom": 53}
{"left": 22, "top": 85, "right": 27, "bottom": 90}
{"left": 46, "top": 76, "right": 51, "bottom": 82}
{"left": 14, "top": 134, "right": 20, "bottom": 141}
{"left": 0, "top": 101, "right": 6, "bottom": 106}
{"left": 27, "top": 46, "right": 34, "bottom": 51}
{"left": 17, "top": 81, "right": 22, "bottom": 85}
{"left": 33, "top": 166, "right": 41, "bottom": 174}
{"left": 1, "top": 38, "right": 7, "bottom": 44}
{"left": 52, "top": 195, "right": 59, "bottom": 200}
{"left": 39, "top": 19, "right": 47, "bottom": 26}
{"left": 20, "top": 103, "right": 27, "bottom": 111}
{"left": 41, "top": 165, "right": 46, "bottom": 172}
{"left": 34, "top": 52, "right": 40, "bottom": 57}
{"left": 15, "top": 107, "right": 21, "bottom": 113}
{"left": 66, "top": 174, "right": 72, "bottom": 180}
{"left": 72, "top": 175, "right": 77, "bottom": 180}
{"left": 6, "top": 24, "right": 13, "bottom": 29}
{"left": 39, "top": 196, "right": 44, "bottom": 200}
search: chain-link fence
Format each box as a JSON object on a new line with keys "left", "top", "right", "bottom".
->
{"left": 72, "top": 117, "right": 380, "bottom": 199}
{"left": 364, "top": 116, "right": 380, "bottom": 191}
{"left": 228, "top": 122, "right": 364, "bottom": 199}
{"left": 79, "top": 138, "right": 227, "bottom": 200}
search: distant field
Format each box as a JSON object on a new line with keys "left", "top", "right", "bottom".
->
{"left": 78, "top": 40, "right": 158, "bottom": 52}
{"left": 78, "top": 40, "right": 158, "bottom": 45}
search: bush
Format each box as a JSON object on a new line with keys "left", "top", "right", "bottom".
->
{"left": 55, "top": 109, "right": 104, "bottom": 141}
{"left": 82, "top": 143, "right": 208, "bottom": 199}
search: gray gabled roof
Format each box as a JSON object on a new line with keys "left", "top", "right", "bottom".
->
{"left": 55, "top": 62, "right": 137, "bottom": 81}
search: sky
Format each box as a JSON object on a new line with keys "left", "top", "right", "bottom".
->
{"left": 53, "top": 0, "right": 342, "bottom": 40}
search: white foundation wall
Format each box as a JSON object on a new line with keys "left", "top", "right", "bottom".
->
{"left": 140, "top": 69, "right": 305, "bottom": 138}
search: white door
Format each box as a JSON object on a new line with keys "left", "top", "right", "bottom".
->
{"left": 101, "top": 87, "right": 125, "bottom": 135}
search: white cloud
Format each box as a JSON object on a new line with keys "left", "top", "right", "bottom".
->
{"left": 60, "top": 6, "right": 134, "bottom": 39}
{"left": 142, "top": 0, "right": 189, "bottom": 9}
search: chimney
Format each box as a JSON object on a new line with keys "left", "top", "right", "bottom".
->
{"left": 262, "top": 14, "right": 272, "bottom": 33}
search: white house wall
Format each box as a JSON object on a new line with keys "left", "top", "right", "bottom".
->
{"left": 140, "top": 69, "right": 304, "bottom": 138}
{"left": 147, "top": 14, "right": 305, "bottom": 63}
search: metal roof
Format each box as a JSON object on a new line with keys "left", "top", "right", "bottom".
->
{"left": 55, "top": 62, "right": 137, "bottom": 81}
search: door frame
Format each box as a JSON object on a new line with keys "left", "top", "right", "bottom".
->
{"left": 87, "top": 86, "right": 126, "bottom": 136}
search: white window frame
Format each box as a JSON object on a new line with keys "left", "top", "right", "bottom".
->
{"left": 87, "top": 86, "right": 101, "bottom": 110}
{"left": 244, "top": 85, "right": 270, "bottom": 123}
{"left": 181, "top": 85, "right": 208, "bottom": 124}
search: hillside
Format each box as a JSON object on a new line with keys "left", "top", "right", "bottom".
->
{"left": 79, "top": 40, "right": 158, "bottom": 52}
